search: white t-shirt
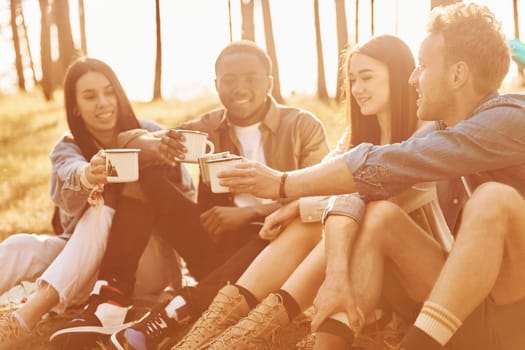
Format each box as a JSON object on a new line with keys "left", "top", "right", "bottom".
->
{"left": 233, "top": 123, "right": 273, "bottom": 207}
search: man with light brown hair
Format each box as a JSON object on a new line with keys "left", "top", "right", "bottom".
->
{"left": 219, "top": 3, "right": 525, "bottom": 349}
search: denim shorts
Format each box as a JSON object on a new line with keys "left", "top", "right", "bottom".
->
{"left": 447, "top": 296, "right": 525, "bottom": 350}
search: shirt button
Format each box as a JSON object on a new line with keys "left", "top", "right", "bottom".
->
{"left": 453, "top": 199, "right": 459, "bottom": 204}
{"left": 307, "top": 215, "right": 313, "bottom": 221}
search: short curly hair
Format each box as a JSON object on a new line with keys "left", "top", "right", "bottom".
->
{"left": 427, "top": 2, "right": 510, "bottom": 94}
{"left": 214, "top": 40, "right": 272, "bottom": 76}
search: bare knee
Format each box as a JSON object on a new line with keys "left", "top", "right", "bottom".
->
{"left": 463, "top": 182, "right": 522, "bottom": 230}
{"left": 278, "top": 220, "right": 322, "bottom": 250}
{"left": 360, "top": 200, "right": 407, "bottom": 245}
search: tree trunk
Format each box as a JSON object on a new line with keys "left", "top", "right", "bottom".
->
{"left": 513, "top": 0, "right": 520, "bottom": 39}
{"left": 241, "top": 0, "right": 255, "bottom": 41}
{"left": 431, "top": 0, "right": 461, "bottom": 9}
{"left": 335, "top": 0, "right": 348, "bottom": 101}
{"left": 314, "top": 0, "right": 328, "bottom": 100}
{"left": 10, "top": 0, "right": 25, "bottom": 90}
{"left": 371, "top": 0, "right": 375, "bottom": 35}
{"left": 355, "top": 0, "right": 359, "bottom": 43}
{"left": 20, "top": 5, "right": 37, "bottom": 86}
{"left": 228, "top": 0, "right": 233, "bottom": 41}
{"left": 53, "top": 0, "right": 76, "bottom": 83}
{"left": 152, "top": 0, "right": 162, "bottom": 100}
{"left": 512, "top": 0, "right": 524, "bottom": 82}
{"left": 78, "top": 0, "right": 87, "bottom": 55}
{"left": 261, "top": 0, "right": 284, "bottom": 103}
{"left": 39, "top": 0, "right": 54, "bottom": 100}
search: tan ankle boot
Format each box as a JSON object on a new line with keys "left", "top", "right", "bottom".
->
{"left": 171, "top": 284, "right": 249, "bottom": 350}
{"left": 202, "top": 293, "right": 290, "bottom": 350}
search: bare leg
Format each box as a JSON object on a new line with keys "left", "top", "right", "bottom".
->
{"left": 429, "top": 182, "right": 525, "bottom": 319}
{"left": 312, "top": 201, "right": 445, "bottom": 350}
{"left": 236, "top": 218, "right": 322, "bottom": 300}
{"left": 350, "top": 200, "right": 445, "bottom": 318}
{"left": 16, "top": 282, "right": 59, "bottom": 329}
{"left": 281, "top": 242, "right": 326, "bottom": 310}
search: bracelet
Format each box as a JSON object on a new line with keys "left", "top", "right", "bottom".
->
{"left": 279, "top": 172, "right": 288, "bottom": 198}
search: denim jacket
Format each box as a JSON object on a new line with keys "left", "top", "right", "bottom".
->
{"left": 49, "top": 120, "right": 194, "bottom": 235}
{"left": 344, "top": 92, "right": 525, "bottom": 209}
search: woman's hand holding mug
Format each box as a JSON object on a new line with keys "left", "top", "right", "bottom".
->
{"left": 84, "top": 150, "right": 108, "bottom": 187}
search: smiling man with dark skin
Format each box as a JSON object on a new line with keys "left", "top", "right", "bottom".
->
{"left": 49, "top": 40, "right": 330, "bottom": 350}
{"left": 219, "top": 4, "right": 525, "bottom": 350}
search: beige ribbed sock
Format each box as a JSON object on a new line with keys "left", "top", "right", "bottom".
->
{"left": 414, "top": 301, "right": 462, "bottom": 346}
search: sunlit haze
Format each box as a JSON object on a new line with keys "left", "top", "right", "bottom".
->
{"left": 0, "top": 0, "right": 523, "bottom": 101}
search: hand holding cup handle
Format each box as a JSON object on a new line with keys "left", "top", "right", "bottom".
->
{"left": 103, "top": 149, "right": 140, "bottom": 183}
{"left": 82, "top": 150, "right": 108, "bottom": 187}
{"left": 161, "top": 129, "right": 186, "bottom": 162}
{"left": 174, "top": 130, "right": 215, "bottom": 163}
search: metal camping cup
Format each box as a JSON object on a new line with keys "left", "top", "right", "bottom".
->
{"left": 198, "top": 152, "right": 231, "bottom": 185}
{"left": 104, "top": 149, "right": 140, "bottom": 183}
{"left": 207, "top": 155, "right": 244, "bottom": 193}
{"left": 175, "top": 130, "right": 215, "bottom": 163}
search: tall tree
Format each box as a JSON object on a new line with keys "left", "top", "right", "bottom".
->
{"left": 153, "top": 0, "right": 162, "bottom": 100}
{"left": 314, "top": 0, "right": 328, "bottom": 100}
{"left": 19, "top": 3, "right": 37, "bottom": 86}
{"left": 53, "top": 0, "right": 76, "bottom": 80}
{"left": 39, "top": 0, "right": 53, "bottom": 100}
{"left": 228, "top": 0, "right": 233, "bottom": 41}
{"left": 354, "top": 0, "right": 359, "bottom": 43}
{"left": 371, "top": 0, "right": 375, "bottom": 35}
{"left": 10, "top": 0, "right": 25, "bottom": 90}
{"left": 261, "top": 0, "right": 284, "bottom": 103}
{"left": 512, "top": 0, "right": 523, "bottom": 81}
{"left": 241, "top": 0, "right": 255, "bottom": 41}
{"left": 513, "top": 0, "right": 520, "bottom": 40}
{"left": 335, "top": 0, "right": 349, "bottom": 101}
{"left": 78, "top": 0, "right": 87, "bottom": 55}
{"left": 431, "top": 0, "right": 461, "bottom": 9}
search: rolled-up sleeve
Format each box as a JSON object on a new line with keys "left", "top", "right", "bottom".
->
{"left": 343, "top": 103, "right": 525, "bottom": 200}
{"left": 299, "top": 196, "right": 330, "bottom": 223}
{"left": 321, "top": 194, "right": 366, "bottom": 225}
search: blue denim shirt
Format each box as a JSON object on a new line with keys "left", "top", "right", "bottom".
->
{"left": 49, "top": 120, "right": 194, "bottom": 235}
{"left": 344, "top": 93, "right": 525, "bottom": 205}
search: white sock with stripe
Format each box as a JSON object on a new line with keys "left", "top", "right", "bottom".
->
{"left": 414, "top": 301, "right": 462, "bottom": 346}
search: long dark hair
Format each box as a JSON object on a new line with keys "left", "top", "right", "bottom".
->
{"left": 342, "top": 35, "right": 418, "bottom": 148}
{"left": 63, "top": 57, "right": 141, "bottom": 161}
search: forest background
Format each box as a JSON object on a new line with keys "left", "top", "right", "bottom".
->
{"left": 1, "top": 0, "right": 524, "bottom": 238}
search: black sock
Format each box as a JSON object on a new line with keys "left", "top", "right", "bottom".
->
{"left": 234, "top": 284, "right": 258, "bottom": 309}
{"left": 276, "top": 289, "right": 300, "bottom": 320}
{"left": 316, "top": 318, "right": 354, "bottom": 345}
{"left": 401, "top": 325, "right": 443, "bottom": 350}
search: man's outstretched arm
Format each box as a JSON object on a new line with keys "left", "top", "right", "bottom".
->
{"left": 218, "top": 155, "right": 356, "bottom": 199}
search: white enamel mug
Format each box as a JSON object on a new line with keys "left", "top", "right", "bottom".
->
{"left": 104, "top": 149, "right": 140, "bottom": 183}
